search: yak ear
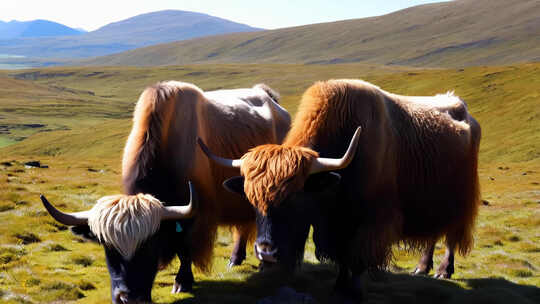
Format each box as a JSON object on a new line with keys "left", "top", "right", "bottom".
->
{"left": 70, "top": 225, "right": 99, "bottom": 243}
{"left": 304, "top": 172, "right": 341, "bottom": 192}
{"left": 223, "top": 176, "right": 246, "bottom": 196}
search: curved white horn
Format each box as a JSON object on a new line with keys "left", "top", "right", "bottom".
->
{"left": 161, "top": 181, "right": 198, "bottom": 220}
{"left": 197, "top": 138, "right": 243, "bottom": 168}
{"left": 309, "top": 127, "right": 362, "bottom": 174}
{"left": 40, "top": 194, "right": 90, "bottom": 226}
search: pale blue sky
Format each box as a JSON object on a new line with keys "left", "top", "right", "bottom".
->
{"left": 1, "top": 0, "right": 451, "bottom": 31}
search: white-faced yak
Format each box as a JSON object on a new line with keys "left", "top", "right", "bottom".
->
{"left": 42, "top": 81, "right": 291, "bottom": 303}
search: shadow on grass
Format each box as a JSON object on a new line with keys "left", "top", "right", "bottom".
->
{"left": 165, "top": 262, "right": 337, "bottom": 304}
{"left": 162, "top": 263, "right": 540, "bottom": 304}
{"left": 363, "top": 273, "right": 540, "bottom": 304}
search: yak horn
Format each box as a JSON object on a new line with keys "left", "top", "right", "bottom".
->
{"left": 309, "top": 127, "right": 362, "bottom": 174}
{"left": 40, "top": 194, "right": 90, "bottom": 226}
{"left": 161, "top": 181, "right": 198, "bottom": 220}
{"left": 197, "top": 138, "right": 243, "bottom": 168}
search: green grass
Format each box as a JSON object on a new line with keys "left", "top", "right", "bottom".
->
{"left": 0, "top": 63, "right": 538, "bottom": 303}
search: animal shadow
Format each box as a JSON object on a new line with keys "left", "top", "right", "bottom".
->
{"left": 361, "top": 272, "right": 540, "bottom": 304}
{"left": 163, "top": 263, "right": 540, "bottom": 304}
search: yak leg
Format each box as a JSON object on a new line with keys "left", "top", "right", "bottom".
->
{"left": 413, "top": 240, "right": 435, "bottom": 275}
{"left": 229, "top": 223, "right": 254, "bottom": 267}
{"left": 172, "top": 249, "right": 194, "bottom": 293}
{"left": 334, "top": 263, "right": 351, "bottom": 292}
{"left": 332, "top": 263, "right": 367, "bottom": 303}
{"left": 434, "top": 240, "right": 455, "bottom": 279}
{"left": 349, "top": 269, "right": 368, "bottom": 303}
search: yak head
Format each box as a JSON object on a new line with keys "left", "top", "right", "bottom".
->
{"left": 41, "top": 182, "right": 197, "bottom": 304}
{"left": 199, "top": 127, "right": 361, "bottom": 270}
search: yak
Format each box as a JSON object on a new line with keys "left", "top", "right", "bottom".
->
{"left": 42, "top": 81, "right": 291, "bottom": 304}
{"left": 199, "top": 79, "right": 481, "bottom": 300}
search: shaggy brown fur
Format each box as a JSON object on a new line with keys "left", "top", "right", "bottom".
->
{"left": 120, "top": 81, "right": 289, "bottom": 271}
{"left": 240, "top": 145, "right": 318, "bottom": 214}
{"left": 241, "top": 79, "right": 481, "bottom": 272}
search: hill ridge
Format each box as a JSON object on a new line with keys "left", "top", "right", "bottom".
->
{"left": 0, "top": 19, "right": 83, "bottom": 40}
{"left": 80, "top": 0, "right": 540, "bottom": 68}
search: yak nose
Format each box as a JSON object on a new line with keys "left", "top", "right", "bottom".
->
{"left": 255, "top": 240, "right": 277, "bottom": 263}
{"left": 118, "top": 292, "right": 129, "bottom": 304}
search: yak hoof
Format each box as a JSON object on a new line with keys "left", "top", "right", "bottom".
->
{"left": 412, "top": 267, "right": 429, "bottom": 276}
{"left": 228, "top": 260, "right": 240, "bottom": 268}
{"left": 433, "top": 271, "right": 452, "bottom": 279}
{"left": 228, "top": 255, "right": 245, "bottom": 268}
{"left": 171, "top": 281, "right": 192, "bottom": 293}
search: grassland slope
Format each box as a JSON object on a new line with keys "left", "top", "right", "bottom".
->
{"left": 81, "top": 0, "right": 540, "bottom": 68}
{"left": 2, "top": 63, "right": 538, "bottom": 165}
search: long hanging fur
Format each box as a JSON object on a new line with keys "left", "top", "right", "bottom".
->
{"left": 240, "top": 79, "right": 481, "bottom": 271}
{"left": 240, "top": 145, "right": 318, "bottom": 214}
{"left": 88, "top": 194, "right": 164, "bottom": 259}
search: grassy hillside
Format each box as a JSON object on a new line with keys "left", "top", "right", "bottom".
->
{"left": 0, "top": 63, "right": 538, "bottom": 303}
{"left": 2, "top": 63, "right": 538, "bottom": 164}
{"left": 81, "top": 0, "right": 540, "bottom": 68}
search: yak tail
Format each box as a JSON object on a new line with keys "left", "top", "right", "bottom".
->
{"left": 450, "top": 117, "right": 482, "bottom": 257}
{"left": 456, "top": 128, "right": 481, "bottom": 256}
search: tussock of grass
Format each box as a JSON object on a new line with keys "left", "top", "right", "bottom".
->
{"left": 25, "top": 278, "right": 40, "bottom": 287}
{"left": 0, "top": 204, "right": 15, "bottom": 212}
{"left": 71, "top": 255, "right": 94, "bottom": 267}
{"left": 40, "top": 282, "right": 85, "bottom": 301}
{"left": 513, "top": 270, "right": 533, "bottom": 278}
{"left": 77, "top": 280, "right": 96, "bottom": 291}
{"left": 46, "top": 244, "right": 68, "bottom": 252}
{"left": 12, "top": 233, "right": 41, "bottom": 245}
{"left": 508, "top": 235, "right": 521, "bottom": 242}
{"left": 0, "top": 252, "right": 15, "bottom": 264}
{"left": 45, "top": 221, "right": 68, "bottom": 232}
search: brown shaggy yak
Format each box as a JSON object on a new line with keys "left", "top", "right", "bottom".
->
{"left": 41, "top": 81, "right": 290, "bottom": 303}
{"left": 200, "top": 79, "right": 481, "bottom": 300}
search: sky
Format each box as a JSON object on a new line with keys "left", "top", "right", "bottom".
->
{"left": 0, "top": 0, "right": 451, "bottom": 31}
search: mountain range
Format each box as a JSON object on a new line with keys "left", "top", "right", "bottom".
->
{"left": 0, "top": 10, "right": 260, "bottom": 58}
{"left": 0, "top": 19, "right": 84, "bottom": 39}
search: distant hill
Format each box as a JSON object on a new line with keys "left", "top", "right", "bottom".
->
{"left": 0, "top": 19, "right": 84, "bottom": 39}
{"left": 88, "top": 10, "right": 260, "bottom": 45}
{"left": 81, "top": 0, "right": 540, "bottom": 68}
{"left": 0, "top": 10, "right": 261, "bottom": 58}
